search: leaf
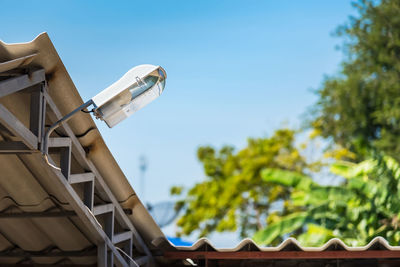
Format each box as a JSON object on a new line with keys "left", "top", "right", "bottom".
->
{"left": 170, "top": 186, "right": 184, "bottom": 195}
{"left": 261, "top": 169, "right": 315, "bottom": 190}
{"left": 383, "top": 156, "right": 400, "bottom": 180}
{"left": 330, "top": 160, "right": 375, "bottom": 179}
{"left": 297, "top": 224, "right": 334, "bottom": 246}
{"left": 347, "top": 177, "right": 378, "bottom": 199}
{"left": 253, "top": 212, "right": 309, "bottom": 245}
{"left": 330, "top": 161, "right": 357, "bottom": 178}
{"left": 291, "top": 186, "right": 353, "bottom": 206}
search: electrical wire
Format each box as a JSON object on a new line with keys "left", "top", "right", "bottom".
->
{"left": 85, "top": 207, "right": 141, "bottom": 267}
{"left": 83, "top": 204, "right": 141, "bottom": 267}
{"left": 44, "top": 154, "right": 61, "bottom": 171}
{"left": 115, "top": 247, "right": 140, "bottom": 267}
{"left": 44, "top": 124, "right": 97, "bottom": 139}
{"left": 84, "top": 206, "right": 103, "bottom": 229}
{"left": 81, "top": 109, "right": 94, "bottom": 114}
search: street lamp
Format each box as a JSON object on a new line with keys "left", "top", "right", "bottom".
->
{"left": 42, "top": 64, "right": 166, "bottom": 169}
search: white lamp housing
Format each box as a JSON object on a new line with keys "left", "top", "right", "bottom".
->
{"left": 92, "top": 64, "right": 166, "bottom": 128}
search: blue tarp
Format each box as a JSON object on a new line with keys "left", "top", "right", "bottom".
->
{"left": 167, "top": 236, "right": 193, "bottom": 246}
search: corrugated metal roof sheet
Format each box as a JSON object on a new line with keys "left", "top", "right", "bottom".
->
{"left": 154, "top": 236, "right": 400, "bottom": 266}
{"left": 0, "top": 153, "right": 95, "bottom": 265}
{"left": 161, "top": 236, "right": 398, "bottom": 252}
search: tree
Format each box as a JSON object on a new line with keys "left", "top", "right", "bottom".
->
{"left": 311, "top": 0, "right": 400, "bottom": 160}
{"left": 254, "top": 155, "right": 400, "bottom": 246}
{"left": 171, "top": 129, "right": 312, "bottom": 239}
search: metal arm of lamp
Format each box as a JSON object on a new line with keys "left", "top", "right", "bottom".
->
{"left": 42, "top": 99, "right": 93, "bottom": 170}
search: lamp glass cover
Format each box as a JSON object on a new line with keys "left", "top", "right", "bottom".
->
{"left": 96, "top": 68, "right": 165, "bottom": 127}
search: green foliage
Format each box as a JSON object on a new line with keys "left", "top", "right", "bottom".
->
{"left": 255, "top": 155, "right": 400, "bottom": 246}
{"left": 311, "top": 0, "right": 400, "bottom": 160}
{"left": 253, "top": 212, "right": 309, "bottom": 245}
{"left": 170, "top": 0, "right": 400, "bottom": 246}
{"left": 297, "top": 224, "right": 334, "bottom": 247}
{"left": 170, "top": 186, "right": 183, "bottom": 195}
{"left": 262, "top": 169, "right": 315, "bottom": 190}
{"left": 172, "top": 129, "right": 310, "bottom": 238}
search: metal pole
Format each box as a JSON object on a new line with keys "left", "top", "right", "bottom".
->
{"left": 42, "top": 99, "right": 93, "bottom": 169}
{"left": 139, "top": 155, "right": 147, "bottom": 204}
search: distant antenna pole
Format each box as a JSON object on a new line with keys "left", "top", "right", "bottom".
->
{"left": 139, "top": 155, "right": 148, "bottom": 203}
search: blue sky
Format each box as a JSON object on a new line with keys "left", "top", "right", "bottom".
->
{"left": 2, "top": 0, "right": 355, "bottom": 245}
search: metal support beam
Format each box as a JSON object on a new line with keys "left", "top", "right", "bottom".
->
{"left": 29, "top": 83, "right": 46, "bottom": 141}
{"left": 93, "top": 204, "right": 115, "bottom": 241}
{"left": 93, "top": 204, "right": 114, "bottom": 216}
{"left": 48, "top": 137, "right": 72, "bottom": 180}
{"left": 104, "top": 208, "right": 114, "bottom": 240}
{"left": 69, "top": 172, "right": 95, "bottom": 184}
{"left": 33, "top": 150, "right": 128, "bottom": 267}
{"left": 84, "top": 180, "right": 95, "bottom": 211}
{"left": 70, "top": 173, "right": 95, "bottom": 210}
{"left": 107, "top": 249, "right": 114, "bottom": 267}
{"left": 48, "top": 137, "right": 71, "bottom": 148}
{"left": 0, "top": 69, "right": 45, "bottom": 99}
{"left": 98, "top": 243, "right": 107, "bottom": 267}
{"left": 113, "top": 231, "right": 132, "bottom": 244}
{"left": 0, "top": 104, "right": 37, "bottom": 149}
{"left": 60, "top": 146, "right": 71, "bottom": 180}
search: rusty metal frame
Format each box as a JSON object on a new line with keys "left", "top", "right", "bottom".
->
{"left": 164, "top": 250, "right": 400, "bottom": 260}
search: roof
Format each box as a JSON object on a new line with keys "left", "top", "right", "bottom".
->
{"left": 1, "top": 32, "right": 164, "bottom": 244}
{"left": 2, "top": 32, "right": 400, "bottom": 267}
{"left": 155, "top": 236, "right": 400, "bottom": 266}
{"left": 0, "top": 33, "right": 164, "bottom": 265}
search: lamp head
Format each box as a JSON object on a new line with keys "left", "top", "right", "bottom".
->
{"left": 92, "top": 64, "right": 166, "bottom": 128}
